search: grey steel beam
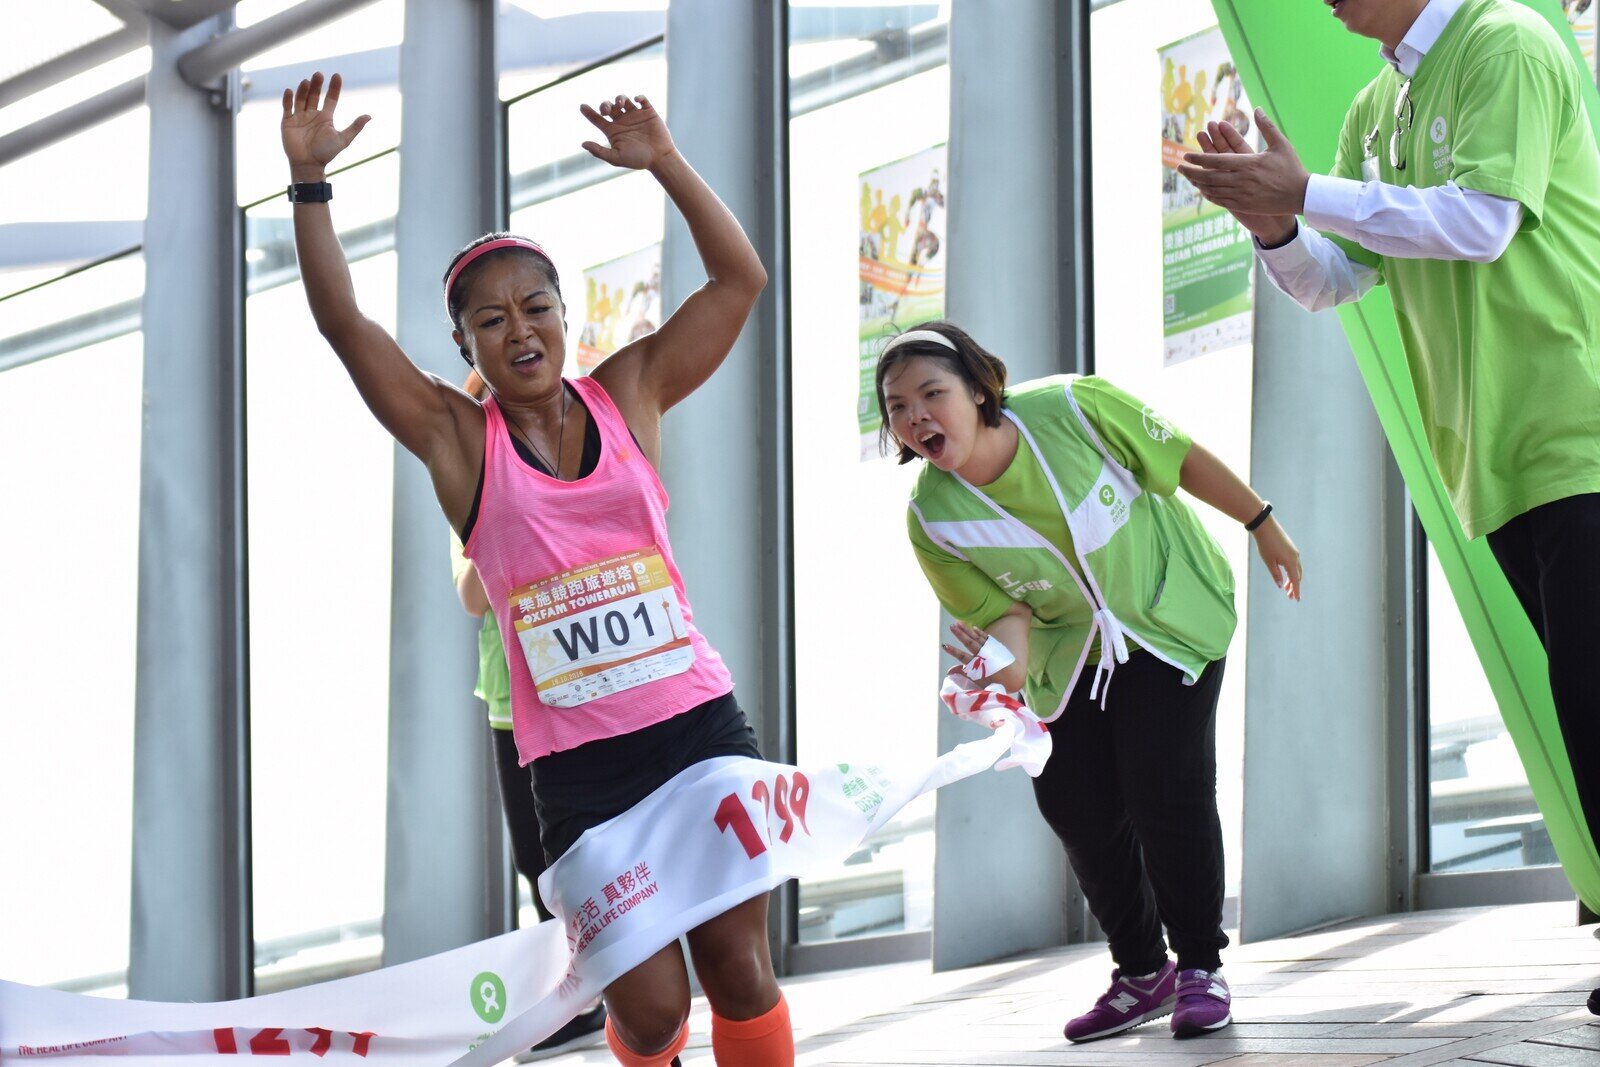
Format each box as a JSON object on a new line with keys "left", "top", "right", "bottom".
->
{"left": 1239, "top": 277, "right": 1392, "bottom": 942}
{"left": 5, "top": 27, "right": 930, "bottom": 371}
{"left": 380, "top": 0, "right": 506, "bottom": 968}
{"left": 0, "top": 222, "right": 143, "bottom": 270}
{"left": 935, "top": 0, "right": 1079, "bottom": 973}
{"left": 240, "top": 8, "right": 940, "bottom": 103}
{"left": 660, "top": 0, "right": 795, "bottom": 969}
{"left": 178, "top": 0, "right": 383, "bottom": 87}
{"left": 1058, "top": 0, "right": 1094, "bottom": 373}
{"left": 0, "top": 0, "right": 375, "bottom": 171}
{"left": 89, "top": 0, "right": 152, "bottom": 24}
{"left": 133, "top": 0, "right": 243, "bottom": 30}
{"left": 127, "top": 9, "right": 251, "bottom": 1001}
{"left": 0, "top": 77, "right": 145, "bottom": 168}
{"left": 0, "top": 298, "right": 140, "bottom": 373}
{"left": 0, "top": 22, "right": 146, "bottom": 112}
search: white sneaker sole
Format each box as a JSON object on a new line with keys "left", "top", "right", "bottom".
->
{"left": 1172, "top": 1011, "right": 1233, "bottom": 1039}
{"left": 1065, "top": 1002, "right": 1176, "bottom": 1043}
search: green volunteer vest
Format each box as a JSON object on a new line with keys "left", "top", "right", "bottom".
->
{"left": 909, "top": 375, "right": 1236, "bottom": 719}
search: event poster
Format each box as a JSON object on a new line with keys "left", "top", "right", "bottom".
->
{"left": 858, "top": 143, "right": 948, "bottom": 460}
{"left": 1563, "top": 0, "right": 1597, "bottom": 75}
{"left": 1160, "top": 27, "right": 1255, "bottom": 366}
{"left": 576, "top": 244, "right": 661, "bottom": 374}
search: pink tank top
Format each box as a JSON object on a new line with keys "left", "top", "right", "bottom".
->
{"left": 463, "top": 376, "right": 734, "bottom": 762}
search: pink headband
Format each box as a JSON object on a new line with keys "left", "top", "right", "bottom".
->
{"left": 443, "top": 237, "right": 552, "bottom": 318}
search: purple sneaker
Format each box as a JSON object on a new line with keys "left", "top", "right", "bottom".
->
{"left": 1064, "top": 962, "right": 1176, "bottom": 1042}
{"left": 1171, "top": 968, "right": 1232, "bottom": 1038}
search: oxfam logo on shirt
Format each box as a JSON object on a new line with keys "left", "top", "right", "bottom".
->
{"left": 471, "top": 971, "right": 507, "bottom": 1024}
{"left": 1141, "top": 406, "right": 1175, "bottom": 444}
{"left": 1430, "top": 116, "right": 1448, "bottom": 144}
{"left": 1099, "top": 485, "right": 1117, "bottom": 507}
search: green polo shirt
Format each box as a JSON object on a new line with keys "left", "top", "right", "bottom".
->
{"left": 1330, "top": 0, "right": 1600, "bottom": 537}
{"left": 451, "top": 534, "right": 513, "bottom": 730}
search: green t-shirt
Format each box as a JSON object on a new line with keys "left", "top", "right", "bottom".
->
{"left": 1330, "top": 0, "right": 1600, "bottom": 538}
{"left": 908, "top": 376, "right": 1194, "bottom": 642}
{"left": 451, "top": 533, "right": 513, "bottom": 730}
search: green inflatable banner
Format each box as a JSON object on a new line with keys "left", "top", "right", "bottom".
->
{"left": 1209, "top": 0, "right": 1600, "bottom": 911}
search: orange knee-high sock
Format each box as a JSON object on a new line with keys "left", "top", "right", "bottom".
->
{"left": 604, "top": 1017, "right": 689, "bottom": 1067}
{"left": 711, "top": 993, "right": 793, "bottom": 1066}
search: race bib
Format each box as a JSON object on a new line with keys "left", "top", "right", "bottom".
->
{"left": 510, "top": 547, "right": 695, "bottom": 708}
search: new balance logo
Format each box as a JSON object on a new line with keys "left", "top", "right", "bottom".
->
{"left": 1109, "top": 991, "right": 1140, "bottom": 1014}
{"left": 1207, "top": 982, "right": 1228, "bottom": 999}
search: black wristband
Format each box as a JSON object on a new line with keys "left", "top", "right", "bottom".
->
{"left": 287, "top": 181, "right": 333, "bottom": 204}
{"left": 1245, "top": 501, "right": 1274, "bottom": 532}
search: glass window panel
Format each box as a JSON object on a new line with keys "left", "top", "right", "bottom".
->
{"left": 238, "top": 0, "right": 404, "bottom": 69}
{"left": 235, "top": 0, "right": 403, "bottom": 209}
{"left": 0, "top": 2, "right": 124, "bottom": 84}
{"left": 1425, "top": 542, "right": 1541, "bottom": 871}
{"left": 0, "top": 253, "right": 143, "bottom": 347}
{"left": 245, "top": 156, "right": 398, "bottom": 989}
{"left": 0, "top": 106, "right": 149, "bottom": 222}
{"left": 1090, "top": 0, "right": 1252, "bottom": 901}
{"left": 498, "top": 5, "right": 666, "bottom": 101}
{"left": 0, "top": 325, "right": 143, "bottom": 994}
{"left": 0, "top": 48, "right": 151, "bottom": 137}
{"left": 788, "top": 0, "right": 949, "bottom": 945}
{"left": 507, "top": 43, "right": 667, "bottom": 362}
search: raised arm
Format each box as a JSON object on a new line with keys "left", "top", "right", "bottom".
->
{"left": 587, "top": 95, "right": 768, "bottom": 427}
{"left": 281, "top": 72, "right": 478, "bottom": 469}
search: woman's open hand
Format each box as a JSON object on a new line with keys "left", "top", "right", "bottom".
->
{"left": 280, "top": 71, "right": 370, "bottom": 182}
{"left": 579, "top": 94, "right": 676, "bottom": 172}
{"left": 1253, "top": 517, "right": 1303, "bottom": 601}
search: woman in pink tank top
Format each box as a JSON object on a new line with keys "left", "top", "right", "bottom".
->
{"left": 281, "top": 74, "right": 789, "bottom": 1065}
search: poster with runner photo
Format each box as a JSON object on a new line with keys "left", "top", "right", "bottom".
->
{"left": 1160, "top": 27, "right": 1256, "bottom": 366}
{"left": 576, "top": 244, "right": 661, "bottom": 374}
{"left": 858, "top": 143, "right": 947, "bottom": 461}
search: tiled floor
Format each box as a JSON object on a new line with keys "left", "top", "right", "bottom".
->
{"left": 525, "top": 902, "right": 1599, "bottom": 1065}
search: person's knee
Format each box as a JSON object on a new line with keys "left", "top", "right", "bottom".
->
{"left": 695, "top": 943, "right": 778, "bottom": 1018}
{"left": 606, "top": 995, "right": 689, "bottom": 1055}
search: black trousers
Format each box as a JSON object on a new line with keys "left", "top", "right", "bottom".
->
{"left": 492, "top": 726, "right": 552, "bottom": 923}
{"left": 1032, "top": 651, "right": 1229, "bottom": 975}
{"left": 1485, "top": 493, "right": 1600, "bottom": 847}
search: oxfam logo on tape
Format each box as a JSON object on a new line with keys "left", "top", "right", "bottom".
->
{"left": 471, "top": 971, "right": 507, "bottom": 1024}
{"left": 1099, "top": 485, "right": 1117, "bottom": 507}
{"left": 1430, "top": 116, "right": 1448, "bottom": 144}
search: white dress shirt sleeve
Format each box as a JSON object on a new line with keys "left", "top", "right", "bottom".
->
{"left": 1256, "top": 223, "right": 1382, "bottom": 313}
{"left": 1303, "top": 173, "right": 1523, "bottom": 262}
{"left": 1256, "top": 174, "right": 1524, "bottom": 312}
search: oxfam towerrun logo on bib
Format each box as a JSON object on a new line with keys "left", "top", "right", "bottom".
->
{"left": 1141, "top": 406, "right": 1175, "bottom": 444}
{"left": 471, "top": 971, "right": 507, "bottom": 1024}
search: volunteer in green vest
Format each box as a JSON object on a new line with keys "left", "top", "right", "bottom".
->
{"left": 877, "top": 322, "right": 1302, "bottom": 1043}
{"left": 1179, "top": 0, "right": 1600, "bottom": 1018}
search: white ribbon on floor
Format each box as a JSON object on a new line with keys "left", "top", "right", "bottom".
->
{"left": 0, "top": 682, "right": 1047, "bottom": 1064}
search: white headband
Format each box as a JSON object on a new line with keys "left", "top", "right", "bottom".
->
{"left": 883, "top": 329, "right": 957, "bottom": 355}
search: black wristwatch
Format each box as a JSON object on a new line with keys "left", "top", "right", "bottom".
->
{"left": 287, "top": 181, "right": 333, "bottom": 204}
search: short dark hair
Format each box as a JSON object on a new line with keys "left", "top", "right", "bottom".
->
{"left": 442, "top": 232, "right": 563, "bottom": 361}
{"left": 874, "top": 320, "right": 1008, "bottom": 464}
